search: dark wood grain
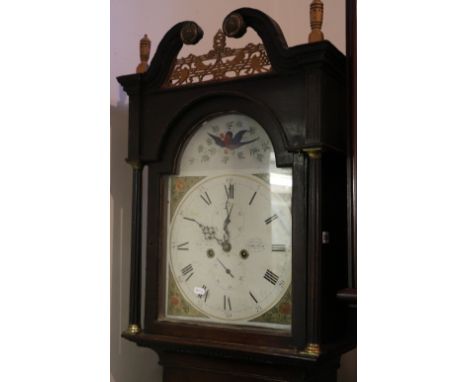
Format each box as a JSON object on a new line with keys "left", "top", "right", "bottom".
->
{"left": 142, "top": 165, "right": 162, "bottom": 330}
{"left": 222, "top": 8, "right": 345, "bottom": 76}
{"left": 160, "top": 351, "right": 340, "bottom": 382}
{"left": 320, "top": 152, "right": 349, "bottom": 342}
{"left": 291, "top": 153, "right": 308, "bottom": 348}
{"left": 117, "top": 7, "right": 355, "bottom": 381}
{"left": 346, "top": 0, "right": 357, "bottom": 289}
{"left": 336, "top": 288, "right": 357, "bottom": 306}
{"left": 144, "top": 20, "right": 204, "bottom": 85}
{"left": 127, "top": 164, "right": 143, "bottom": 329}
{"left": 306, "top": 152, "right": 323, "bottom": 346}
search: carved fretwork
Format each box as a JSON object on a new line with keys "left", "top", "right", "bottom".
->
{"left": 164, "top": 30, "right": 272, "bottom": 88}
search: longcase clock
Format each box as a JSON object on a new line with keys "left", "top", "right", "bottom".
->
{"left": 117, "top": 6, "right": 355, "bottom": 382}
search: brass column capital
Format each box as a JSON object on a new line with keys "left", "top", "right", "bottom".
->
{"left": 302, "top": 147, "right": 322, "bottom": 159}
{"left": 125, "top": 159, "right": 143, "bottom": 170}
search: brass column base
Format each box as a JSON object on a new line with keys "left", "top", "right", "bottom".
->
{"left": 126, "top": 324, "right": 141, "bottom": 335}
{"left": 301, "top": 343, "right": 321, "bottom": 357}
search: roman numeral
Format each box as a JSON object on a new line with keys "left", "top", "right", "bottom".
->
{"left": 224, "top": 184, "right": 234, "bottom": 199}
{"left": 224, "top": 295, "right": 232, "bottom": 311}
{"left": 200, "top": 192, "right": 212, "bottom": 205}
{"left": 181, "top": 264, "right": 193, "bottom": 276}
{"left": 248, "top": 191, "right": 257, "bottom": 205}
{"left": 265, "top": 214, "right": 278, "bottom": 225}
{"left": 264, "top": 269, "right": 279, "bottom": 285}
{"left": 249, "top": 291, "right": 258, "bottom": 304}
{"left": 204, "top": 289, "right": 209, "bottom": 302}
{"left": 177, "top": 242, "right": 189, "bottom": 251}
{"left": 272, "top": 244, "right": 286, "bottom": 252}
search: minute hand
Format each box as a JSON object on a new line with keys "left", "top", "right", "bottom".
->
{"left": 222, "top": 201, "right": 233, "bottom": 242}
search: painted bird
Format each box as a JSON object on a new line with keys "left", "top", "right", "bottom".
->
{"left": 208, "top": 130, "right": 258, "bottom": 150}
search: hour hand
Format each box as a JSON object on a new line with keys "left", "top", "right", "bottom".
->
{"left": 183, "top": 216, "right": 223, "bottom": 245}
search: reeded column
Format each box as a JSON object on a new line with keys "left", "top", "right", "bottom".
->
{"left": 302, "top": 148, "right": 323, "bottom": 357}
{"left": 126, "top": 160, "right": 143, "bottom": 334}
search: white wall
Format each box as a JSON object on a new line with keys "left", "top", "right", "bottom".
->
{"left": 111, "top": 0, "right": 346, "bottom": 105}
{"left": 110, "top": 1, "right": 355, "bottom": 381}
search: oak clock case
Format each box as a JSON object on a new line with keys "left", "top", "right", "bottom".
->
{"left": 117, "top": 7, "right": 353, "bottom": 382}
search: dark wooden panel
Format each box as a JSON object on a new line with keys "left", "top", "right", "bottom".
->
{"left": 160, "top": 351, "right": 339, "bottom": 382}
{"left": 291, "top": 153, "right": 308, "bottom": 348}
{"left": 139, "top": 68, "right": 346, "bottom": 165}
{"left": 306, "top": 152, "right": 322, "bottom": 346}
{"left": 346, "top": 0, "right": 357, "bottom": 289}
{"left": 319, "top": 152, "right": 349, "bottom": 343}
{"left": 128, "top": 165, "right": 143, "bottom": 327}
{"left": 165, "top": 368, "right": 280, "bottom": 382}
{"left": 143, "top": 165, "right": 162, "bottom": 328}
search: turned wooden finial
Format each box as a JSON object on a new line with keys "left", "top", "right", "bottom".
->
{"left": 136, "top": 34, "right": 151, "bottom": 74}
{"left": 309, "top": 0, "right": 324, "bottom": 43}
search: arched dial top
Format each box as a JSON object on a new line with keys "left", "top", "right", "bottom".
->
{"left": 177, "top": 113, "right": 277, "bottom": 175}
{"left": 164, "top": 113, "right": 292, "bottom": 330}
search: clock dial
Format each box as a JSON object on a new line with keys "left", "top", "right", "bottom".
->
{"left": 164, "top": 113, "right": 292, "bottom": 329}
{"left": 168, "top": 174, "right": 291, "bottom": 323}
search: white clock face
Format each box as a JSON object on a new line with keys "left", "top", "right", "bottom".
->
{"left": 164, "top": 113, "right": 292, "bottom": 329}
{"left": 168, "top": 174, "right": 291, "bottom": 323}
